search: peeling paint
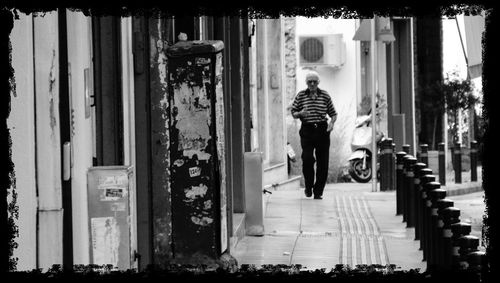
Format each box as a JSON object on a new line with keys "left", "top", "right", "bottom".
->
{"left": 48, "top": 49, "right": 57, "bottom": 133}
{"left": 173, "top": 159, "right": 184, "bottom": 167}
{"left": 184, "top": 184, "right": 208, "bottom": 200}
{"left": 190, "top": 216, "right": 213, "bottom": 226}
{"left": 214, "top": 52, "right": 228, "bottom": 252}
{"left": 203, "top": 200, "right": 212, "bottom": 210}
{"left": 157, "top": 45, "right": 168, "bottom": 88}
{"left": 150, "top": 18, "right": 174, "bottom": 263}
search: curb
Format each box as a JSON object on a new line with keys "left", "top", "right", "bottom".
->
{"left": 442, "top": 181, "right": 483, "bottom": 197}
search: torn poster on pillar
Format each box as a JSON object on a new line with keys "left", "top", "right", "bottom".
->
{"left": 173, "top": 82, "right": 212, "bottom": 161}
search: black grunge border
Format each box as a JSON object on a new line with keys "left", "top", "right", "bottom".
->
{"left": 1, "top": 0, "right": 498, "bottom": 282}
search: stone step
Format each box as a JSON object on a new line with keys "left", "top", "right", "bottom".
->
{"left": 264, "top": 174, "right": 302, "bottom": 191}
{"left": 263, "top": 175, "right": 302, "bottom": 215}
{"left": 263, "top": 162, "right": 288, "bottom": 187}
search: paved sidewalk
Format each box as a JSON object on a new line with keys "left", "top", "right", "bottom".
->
{"left": 231, "top": 174, "right": 484, "bottom": 272}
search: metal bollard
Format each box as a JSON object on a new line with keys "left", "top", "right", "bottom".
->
{"left": 413, "top": 163, "right": 427, "bottom": 241}
{"left": 458, "top": 235, "right": 480, "bottom": 270}
{"left": 467, "top": 251, "right": 487, "bottom": 280}
{"left": 423, "top": 180, "right": 439, "bottom": 262}
{"left": 438, "top": 142, "right": 446, "bottom": 186}
{"left": 454, "top": 142, "right": 462, "bottom": 184}
{"left": 441, "top": 207, "right": 461, "bottom": 271}
{"left": 402, "top": 155, "right": 413, "bottom": 222}
{"left": 396, "top": 152, "right": 407, "bottom": 216}
{"left": 427, "top": 184, "right": 446, "bottom": 271}
{"left": 470, "top": 141, "right": 478, "bottom": 182}
{"left": 419, "top": 172, "right": 435, "bottom": 259}
{"left": 403, "top": 144, "right": 411, "bottom": 155}
{"left": 420, "top": 144, "right": 429, "bottom": 166}
{"left": 451, "top": 222, "right": 472, "bottom": 270}
{"left": 405, "top": 156, "right": 417, "bottom": 227}
{"left": 392, "top": 143, "right": 396, "bottom": 191}
{"left": 380, "top": 138, "right": 394, "bottom": 191}
{"left": 435, "top": 198, "right": 455, "bottom": 269}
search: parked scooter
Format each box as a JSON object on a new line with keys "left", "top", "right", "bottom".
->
{"left": 348, "top": 112, "right": 384, "bottom": 183}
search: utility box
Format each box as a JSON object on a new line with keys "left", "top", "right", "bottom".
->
{"left": 166, "top": 40, "right": 227, "bottom": 261}
{"left": 87, "top": 166, "right": 135, "bottom": 270}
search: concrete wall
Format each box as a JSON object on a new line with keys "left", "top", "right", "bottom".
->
{"left": 66, "top": 11, "right": 94, "bottom": 265}
{"left": 10, "top": 11, "right": 67, "bottom": 270}
{"left": 32, "top": 11, "right": 64, "bottom": 270}
{"left": 8, "top": 13, "right": 38, "bottom": 271}
{"left": 255, "top": 19, "right": 289, "bottom": 185}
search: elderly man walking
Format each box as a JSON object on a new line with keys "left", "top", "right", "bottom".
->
{"left": 291, "top": 71, "right": 337, "bottom": 199}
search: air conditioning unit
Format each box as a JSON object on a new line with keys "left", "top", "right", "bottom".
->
{"left": 298, "top": 34, "right": 346, "bottom": 68}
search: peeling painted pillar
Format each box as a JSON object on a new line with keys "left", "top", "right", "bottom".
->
{"left": 166, "top": 40, "right": 227, "bottom": 262}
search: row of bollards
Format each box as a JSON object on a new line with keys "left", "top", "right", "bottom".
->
{"left": 380, "top": 139, "right": 486, "bottom": 276}
{"left": 438, "top": 141, "right": 478, "bottom": 185}
{"left": 381, "top": 140, "right": 479, "bottom": 193}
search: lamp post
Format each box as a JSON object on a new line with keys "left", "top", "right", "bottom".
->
{"left": 353, "top": 17, "right": 395, "bottom": 192}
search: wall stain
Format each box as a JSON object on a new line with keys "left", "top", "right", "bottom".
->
{"left": 48, "top": 49, "right": 57, "bottom": 133}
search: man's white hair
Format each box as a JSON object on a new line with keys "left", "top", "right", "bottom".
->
{"left": 305, "top": 70, "right": 320, "bottom": 82}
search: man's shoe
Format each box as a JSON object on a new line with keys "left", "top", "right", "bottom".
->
{"left": 304, "top": 190, "right": 312, "bottom": 198}
{"left": 314, "top": 195, "right": 323, "bottom": 199}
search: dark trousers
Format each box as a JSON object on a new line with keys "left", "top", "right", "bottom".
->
{"left": 299, "top": 122, "right": 330, "bottom": 197}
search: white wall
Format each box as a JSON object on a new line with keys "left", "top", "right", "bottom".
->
{"left": 121, "top": 16, "right": 138, "bottom": 269}
{"left": 66, "top": 11, "right": 94, "bottom": 265}
{"left": 8, "top": 13, "right": 38, "bottom": 271}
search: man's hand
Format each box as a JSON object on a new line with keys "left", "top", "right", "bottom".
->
{"left": 293, "top": 109, "right": 309, "bottom": 119}
{"left": 299, "top": 109, "right": 310, "bottom": 118}
{"left": 327, "top": 120, "right": 335, "bottom": 132}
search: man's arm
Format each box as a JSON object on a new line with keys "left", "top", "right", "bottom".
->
{"left": 291, "top": 93, "right": 305, "bottom": 119}
{"left": 327, "top": 115, "right": 337, "bottom": 132}
{"left": 326, "top": 95, "right": 337, "bottom": 132}
{"left": 292, "top": 110, "right": 303, "bottom": 119}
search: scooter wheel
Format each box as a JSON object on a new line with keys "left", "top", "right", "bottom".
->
{"left": 349, "top": 159, "right": 372, "bottom": 183}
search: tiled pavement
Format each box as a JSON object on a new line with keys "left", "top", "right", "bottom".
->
{"left": 231, "top": 168, "right": 483, "bottom": 272}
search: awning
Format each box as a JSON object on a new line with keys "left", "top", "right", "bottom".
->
{"left": 353, "top": 18, "right": 395, "bottom": 43}
{"left": 353, "top": 19, "right": 372, "bottom": 41}
{"left": 463, "top": 14, "right": 485, "bottom": 79}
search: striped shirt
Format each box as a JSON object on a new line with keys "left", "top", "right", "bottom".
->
{"left": 291, "top": 88, "right": 337, "bottom": 124}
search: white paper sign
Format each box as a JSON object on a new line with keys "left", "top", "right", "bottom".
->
{"left": 91, "top": 217, "right": 121, "bottom": 267}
